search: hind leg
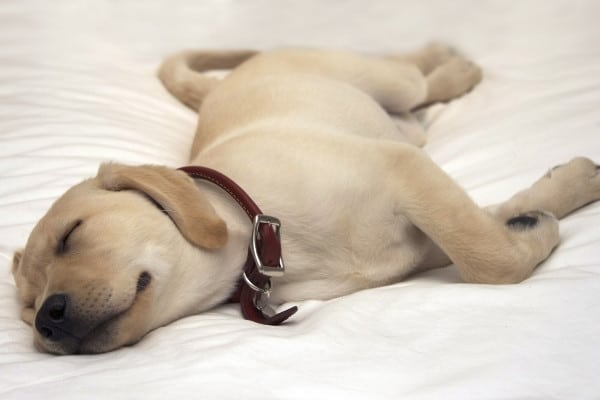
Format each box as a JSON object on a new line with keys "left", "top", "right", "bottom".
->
{"left": 237, "top": 46, "right": 481, "bottom": 115}
{"left": 391, "top": 113, "right": 427, "bottom": 148}
{"left": 386, "top": 43, "right": 482, "bottom": 105}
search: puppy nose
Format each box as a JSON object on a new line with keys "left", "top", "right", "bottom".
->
{"left": 35, "top": 294, "right": 70, "bottom": 341}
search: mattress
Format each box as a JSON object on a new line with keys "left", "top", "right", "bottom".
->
{"left": 1, "top": 1, "right": 599, "bottom": 399}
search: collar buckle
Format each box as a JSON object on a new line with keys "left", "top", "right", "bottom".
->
{"left": 251, "top": 214, "right": 285, "bottom": 277}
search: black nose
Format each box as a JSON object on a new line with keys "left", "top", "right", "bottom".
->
{"left": 35, "top": 294, "right": 71, "bottom": 342}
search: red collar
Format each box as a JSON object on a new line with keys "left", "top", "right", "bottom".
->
{"left": 178, "top": 166, "right": 297, "bottom": 325}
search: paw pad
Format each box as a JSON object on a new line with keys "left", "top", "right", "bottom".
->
{"left": 507, "top": 214, "right": 539, "bottom": 229}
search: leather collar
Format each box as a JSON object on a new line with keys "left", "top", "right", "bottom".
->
{"left": 178, "top": 166, "right": 297, "bottom": 325}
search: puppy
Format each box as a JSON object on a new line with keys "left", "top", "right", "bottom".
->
{"left": 12, "top": 45, "right": 600, "bottom": 354}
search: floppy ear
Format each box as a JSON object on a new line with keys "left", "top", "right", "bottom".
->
{"left": 97, "top": 163, "right": 227, "bottom": 249}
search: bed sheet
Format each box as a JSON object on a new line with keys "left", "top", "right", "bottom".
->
{"left": 1, "top": 1, "right": 600, "bottom": 399}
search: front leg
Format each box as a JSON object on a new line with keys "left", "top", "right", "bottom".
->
{"left": 381, "top": 144, "right": 564, "bottom": 284}
{"left": 418, "top": 157, "right": 600, "bottom": 278}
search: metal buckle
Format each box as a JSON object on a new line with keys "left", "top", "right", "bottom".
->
{"left": 251, "top": 214, "right": 285, "bottom": 277}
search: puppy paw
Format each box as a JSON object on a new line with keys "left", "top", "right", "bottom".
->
{"left": 425, "top": 56, "right": 482, "bottom": 103}
{"left": 386, "top": 42, "right": 459, "bottom": 75}
{"left": 548, "top": 157, "right": 600, "bottom": 201}
{"left": 420, "top": 42, "right": 456, "bottom": 71}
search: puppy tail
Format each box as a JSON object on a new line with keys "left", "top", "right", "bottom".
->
{"left": 158, "top": 49, "right": 258, "bottom": 111}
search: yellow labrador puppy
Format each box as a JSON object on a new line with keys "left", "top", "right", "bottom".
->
{"left": 12, "top": 45, "right": 600, "bottom": 354}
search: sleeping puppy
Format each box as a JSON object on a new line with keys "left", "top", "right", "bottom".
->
{"left": 12, "top": 45, "right": 600, "bottom": 354}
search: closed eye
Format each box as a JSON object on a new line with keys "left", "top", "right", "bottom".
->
{"left": 56, "top": 219, "right": 82, "bottom": 254}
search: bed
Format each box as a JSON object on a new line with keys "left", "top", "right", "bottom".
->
{"left": 1, "top": 1, "right": 599, "bottom": 398}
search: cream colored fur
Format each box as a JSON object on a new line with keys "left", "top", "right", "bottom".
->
{"left": 12, "top": 45, "right": 600, "bottom": 354}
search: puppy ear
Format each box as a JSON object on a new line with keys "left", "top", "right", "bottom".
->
{"left": 97, "top": 163, "right": 227, "bottom": 249}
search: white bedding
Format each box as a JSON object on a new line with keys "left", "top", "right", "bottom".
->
{"left": 1, "top": 1, "right": 600, "bottom": 399}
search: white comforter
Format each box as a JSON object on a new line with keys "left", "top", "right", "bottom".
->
{"left": 1, "top": 1, "right": 599, "bottom": 399}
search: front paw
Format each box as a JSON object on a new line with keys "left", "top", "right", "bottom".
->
{"left": 549, "top": 157, "right": 600, "bottom": 205}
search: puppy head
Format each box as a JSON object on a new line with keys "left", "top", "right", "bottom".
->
{"left": 12, "top": 164, "right": 229, "bottom": 354}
